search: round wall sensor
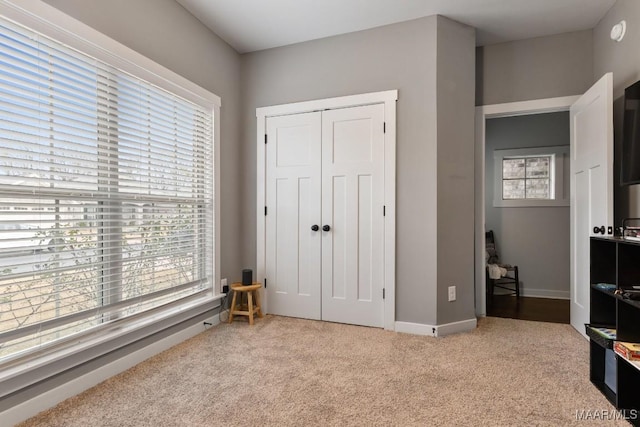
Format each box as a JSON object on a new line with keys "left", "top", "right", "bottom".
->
{"left": 611, "top": 20, "right": 626, "bottom": 42}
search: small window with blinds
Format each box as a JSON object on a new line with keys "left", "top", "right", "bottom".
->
{"left": 0, "top": 16, "right": 214, "bottom": 361}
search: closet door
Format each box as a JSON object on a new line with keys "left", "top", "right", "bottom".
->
{"left": 265, "top": 112, "right": 322, "bottom": 320}
{"left": 321, "top": 104, "right": 385, "bottom": 327}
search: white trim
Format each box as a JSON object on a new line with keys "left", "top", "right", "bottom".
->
{"left": 383, "top": 97, "right": 397, "bottom": 331}
{"left": 213, "top": 105, "right": 222, "bottom": 293}
{"left": 0, "top": 315, "right": 220, "bottom": 427}
{"left": 0, "top": 0, "right": 220, "bottom": 108}
{"left": 256, "top": 90, "right": 397, "bottom": 330}
{"left": 256, "top": 90, "right": 397, "bottom": 118}
{"left": 395, "top": 321, "right": 436, "bottom": 337}
{"left": 481, "top": 96, "right": 580, "bottom": 118}
{"left": 475, "top": 96, "right": 579, "bottom": 318}
{"left": 395, "top": 318, "right": 477, "bottom": 337}
{"left": 256, "top": 110, "right": 267, "bottom": 309}
{"left": 436, "top": 318, "right": 478, "bottom": 337}
{"left": 519, "top": 288, "right": 570, "bottom": 299}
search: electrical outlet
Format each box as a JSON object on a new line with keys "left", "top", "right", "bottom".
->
{"left": 448, "top": 286, "right": 456, "bottom": 302}
{"left": 221, "top": 278, "right": 228, "bottom": 294}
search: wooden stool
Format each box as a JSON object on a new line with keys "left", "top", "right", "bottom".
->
{"left": 228, "top": 282, "right": 263, "bottom": 325}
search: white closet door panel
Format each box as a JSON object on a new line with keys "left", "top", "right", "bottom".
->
{"left": 266, "top": 112, "right": 322, "bottom": 320}
{"left": 357, "top": 175, "right": 373, "bottom": 302}
{"left": 321, "top": 104, "right": 385, "bottom": 327}
{"left": 330, "top": 175, "right": 348, "bottom": 300}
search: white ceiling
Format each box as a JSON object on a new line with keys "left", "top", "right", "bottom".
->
{"left": 175, "top": 0, "right": 616, "bottom": 54}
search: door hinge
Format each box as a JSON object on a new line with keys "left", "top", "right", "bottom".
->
{"left": 383, "top": 122, "right": 386, "bottom": 133}
{"left": 383, "top": 288, "right": 385, "bottom": 299}
{"left": 264, "top": 278, "right": 267, "bottom": 288}
{"left": 383, "top": 205, "right": 386, "bottom": 216}
{"left": 264, "top": 206, "right": 267, "bottom": 216}
{"left": 265, "top": 134, "right": 267, "bottom": 144}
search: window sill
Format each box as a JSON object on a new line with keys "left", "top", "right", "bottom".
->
{"left": 493, "top": 199, "right": 569, "bottom": 208}
{"left": 0, "top": 293, "right": 223, "bottom": 399}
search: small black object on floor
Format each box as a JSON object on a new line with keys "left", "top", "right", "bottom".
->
{"left": 487, "top": 295, "right": 570, "bottom": 324}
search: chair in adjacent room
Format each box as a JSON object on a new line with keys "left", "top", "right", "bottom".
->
{"left": 485, "top": 230, "right": 520, "bottom": 298}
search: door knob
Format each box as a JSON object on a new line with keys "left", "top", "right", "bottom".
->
{"left": 311, "top": 225, "right": 319, "bottom": 231}
{"left": 322, "top": 225, "right": 331, "bottom": 232}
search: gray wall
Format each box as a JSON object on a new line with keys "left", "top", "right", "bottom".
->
{"left": 594, "top": 0, "right": 640, "bottom": 100}
{"left": 43, "top": 0, "right": 244, "bottom": 285}
{"left": 436, "top": 18, "right": 477, "bottom": 323}
{"left": 485, "top": 113, "right": 570, "bottom": 298}
{"left": 594, "top": 0, "right": 640, "bottom": 225}
{"left": 476, "top": 30, "right": 594, "bottom": 105}
{"left": 39, "top": 4, "right": 477, "bottom": 329}
{"left": 241, "top": 15, "right": 476, "bottom": 326}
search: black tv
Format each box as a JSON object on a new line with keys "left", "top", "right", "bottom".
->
{"left": 621, "top": 79, "right": 640, "bottom": 185}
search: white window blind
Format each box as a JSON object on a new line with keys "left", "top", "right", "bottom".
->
{"left": 0, "top": 16, "right": 214, "bottom": 361}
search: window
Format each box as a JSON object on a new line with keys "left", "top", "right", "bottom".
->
{"left": 0, "top": 13, "right": 218, "bottom": 362}
{"left": 502, "top": 155, "right": 552, "bottom": 200}
{"left": 493, "top": 146, "right": 569, "bottom": 207}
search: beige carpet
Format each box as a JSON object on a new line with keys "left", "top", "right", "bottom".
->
{"left": 18, "top": 316, "right": 624, "bottom": 426}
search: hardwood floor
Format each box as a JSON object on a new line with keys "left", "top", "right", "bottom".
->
{"left": 486, "top": 295, "right": 570, "bottom": 324}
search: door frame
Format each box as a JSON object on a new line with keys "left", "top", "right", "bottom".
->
{"left": 256, "top": 90, "right": 398, "bottom": 330}
{"left": 474, "top": 95, "right": 580, "bottom": 317}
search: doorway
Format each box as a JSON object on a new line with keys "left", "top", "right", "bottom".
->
{"left": 484, "top": 112, "right": 571, "bottom": 323}
{"left": 474, "top": 96, "right": 579, "bottom": 318}
{"left": 476, "top": 74, "right": 614, "bottom": 336}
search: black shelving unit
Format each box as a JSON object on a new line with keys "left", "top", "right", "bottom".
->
{"left": 590, "top": 237, "right": 640, "bottom": 426}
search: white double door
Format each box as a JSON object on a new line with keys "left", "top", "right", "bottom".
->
{"left": 265, "top": 104, "right": 385, "bottom": 327}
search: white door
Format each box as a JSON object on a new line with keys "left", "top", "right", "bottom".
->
{"left": 570, "top": 72, "right": 614, "bottom": 336}
{"left": 265, "top": 112, "right": 322, "bottom": 320}
{"left": 321, "top": 104, "right": 385, "bottom": 327}
{"left": 265, "top": 104, "right": 386, "bottom": 327}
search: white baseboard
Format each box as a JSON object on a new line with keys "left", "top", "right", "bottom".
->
{"left": 1, "top": 315, "right": 219, "bottom": 427}
{"left": 395, "top": 318, "right": 477, "bottom": 337}
{"left": 516, "top": 288, "right": 569, "bottom": 299}
{"left": 523, "top": 288, "right": 569, "bottom": 299}
{"left": 395, "top": 321, "right": 437, "bottom": 337}
{"left": 436, "top": 318, "right": 478, "bottom": 336}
